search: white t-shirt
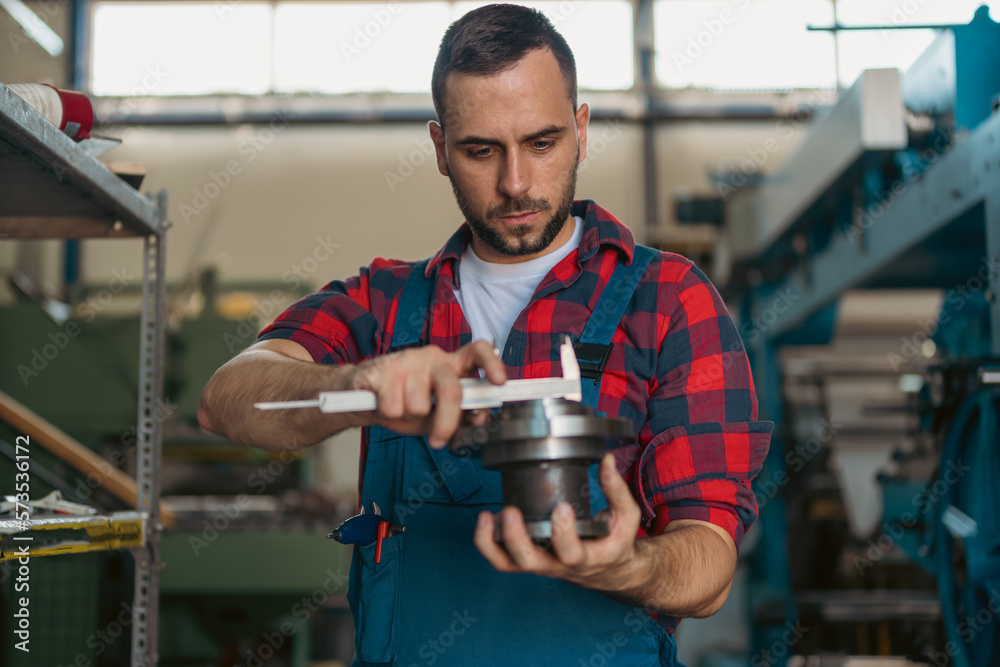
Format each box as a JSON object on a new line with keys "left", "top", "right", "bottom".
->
{"left": 454, "top": 216, "right": 583, "bottom": 355}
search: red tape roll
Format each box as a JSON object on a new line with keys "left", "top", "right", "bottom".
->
{"left": 43, "top": 84, "right": 94, "bottom": 140}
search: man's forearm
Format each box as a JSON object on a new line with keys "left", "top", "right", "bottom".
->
{"left": 601, "top": 521, "right": 736, "bottom": 618}
{"left": 198, "top": 348, "right": 361, "bottom": 450}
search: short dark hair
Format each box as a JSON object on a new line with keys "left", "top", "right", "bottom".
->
{"left": 431, "top": 4, "right": 577, "bottom": 128}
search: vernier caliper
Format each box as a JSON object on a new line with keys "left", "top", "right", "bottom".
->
{"left": 254, "top": 335, "right": 582, "bottom": 413}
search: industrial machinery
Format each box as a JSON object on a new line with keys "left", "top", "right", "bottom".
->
{"left": 713, "top": 7, "right": 1000, "bottom": 666}
{"left": 0, "top": 270, "right": 356, "bottom": 666}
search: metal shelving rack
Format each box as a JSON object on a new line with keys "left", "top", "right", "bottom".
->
{"left": 0, "top": 81, "right": 168, "bottom": 667}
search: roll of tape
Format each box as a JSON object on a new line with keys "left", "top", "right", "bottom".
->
{"left": 6, "top": 83, "right": 93, "bottom": 140}
{"left": 7, "top": 83, "right": 63, "bottom": 127}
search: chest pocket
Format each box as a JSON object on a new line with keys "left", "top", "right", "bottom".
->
{"left": 400, "top": 435, "right": 504, "bottom": 506}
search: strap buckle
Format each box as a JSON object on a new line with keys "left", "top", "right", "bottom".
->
{"left": 573, "top": 341, "right": 611, "bottom": 382}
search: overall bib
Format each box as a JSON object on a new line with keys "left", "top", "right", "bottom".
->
{"left": 347, "top": 245, "right": 681, "bottom": 667}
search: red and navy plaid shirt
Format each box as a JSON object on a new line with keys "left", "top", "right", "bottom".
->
{"left": 259, "top": 199, "right": 772, "bottom": 626}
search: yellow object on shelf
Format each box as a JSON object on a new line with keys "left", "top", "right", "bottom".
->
{"left": 0, "top": 511, "right": 145, "bottom": 562}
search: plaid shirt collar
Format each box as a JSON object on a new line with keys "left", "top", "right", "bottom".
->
{"left": 424, "top": 199, "right": 637, "bottom": 280}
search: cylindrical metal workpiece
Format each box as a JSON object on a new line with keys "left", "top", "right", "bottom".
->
{"left": 500, "top": 460, "right": 592, "bottom": 523}
{"left": 453, "top": 397, "right": 635, "bottom": 542}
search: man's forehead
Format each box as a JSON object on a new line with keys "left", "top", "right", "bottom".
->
{"left": 441, "top": 48, "right": 574, "bottom": 132}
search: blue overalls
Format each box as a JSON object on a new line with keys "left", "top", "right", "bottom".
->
{"left": 347, "top": 245, "right": 682, "bottom": 667}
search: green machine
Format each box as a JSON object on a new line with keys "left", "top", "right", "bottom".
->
{"left": 0, "top": 273, "right": 355, "bottom": 667}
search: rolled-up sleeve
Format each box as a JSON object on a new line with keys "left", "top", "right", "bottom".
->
{"left": 635, "top": 263, "right": 772, "bottom": 551}
{"left": 257, "top": 265, "right": 384, "bottom": 365}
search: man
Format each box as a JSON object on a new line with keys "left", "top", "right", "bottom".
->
{"left": 199, "top": 5, "right": 772, "bottom": 666}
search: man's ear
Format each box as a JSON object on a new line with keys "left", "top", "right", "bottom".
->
{"left": 428, "top": 120, "right": 449, "bottom": 176}
{"left": 575, "top": 102, "right": 590, "bottom": 164}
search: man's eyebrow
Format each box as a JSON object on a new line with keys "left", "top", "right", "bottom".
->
{"left": 523, "top": 125, "right": 567, "bottom": 142}
{"left": 455, "top": 125, "right": 568, "bottom": 146}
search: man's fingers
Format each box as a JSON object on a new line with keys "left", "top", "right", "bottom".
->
{"left": 599, "top": 453, "right": 641, "bottom": 533}
{"left": 459, "top": 339, "right": 506, "bottom": 385}
{"left": 428, "top": 364, "right": 462, "bottom": 448}
{"left": 473, "top": 511, "right": 518, "bottom": 572}
{"left": 498, "top": 507, "right": 554, "bottom": 572}
{"left": 404, "top": 367, "right": 432, "bottom": 418}
{"left": 355, "top": 343, "right": 505, "bottom": 444}
{"left": 548, "top": 502, "right": 586, "bottom": 567}
{"left": 374, "top": 366, "right": 405, "bottom": 420}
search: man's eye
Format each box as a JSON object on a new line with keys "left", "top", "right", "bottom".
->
{"left": 470, "top": 147, "right": 494, "bottom": 158}
{"left": 532, "top": 140, "right": 555, "bottom": 150}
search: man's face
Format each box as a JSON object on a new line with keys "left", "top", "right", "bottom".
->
{"left": 430, "top": 48, "right": 589, "bottom": 263}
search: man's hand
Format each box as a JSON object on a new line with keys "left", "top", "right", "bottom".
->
{"left": 473, "top": 453, "right": 738, "bottom": 618}
{"left": 474, "top": 453, "right": 642, "bottom": 588}
{"left": 347, "top": 339, "right": 506, "bottom": 449}
{"left": 198, "top": 338, "right": 504, "bottom": 451}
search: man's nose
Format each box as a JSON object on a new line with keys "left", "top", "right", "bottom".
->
{"left": 498, "top": 151, "right": 531, "bottom": 200}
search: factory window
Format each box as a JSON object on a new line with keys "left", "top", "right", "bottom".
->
{"left": 833, "top": 0, "right": 1000, "bottom": 88}
{"left": 652, "top": 0, "right": 1000, "bottom": 92}
{"left": 653, "top": 0, "right": 838, "bottom": 91}
{"left": 90, "top": 2, "right": 274, "bottom": 96}
{"left": 274, "top": 1, "right": 633, "bottom": 93}
{"left": 272, "top": 2, "right": 453, "bottom": 94}
{"left": 508, "top": 1, "right": 635, "bottom": 90}
{"left": 90, "top": 1, "right": 634, "bottom": 96}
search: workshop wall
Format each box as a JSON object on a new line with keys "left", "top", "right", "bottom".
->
{"left": 0, "top": 0, "right": 812, "bottom": 499}
{"left": 73, "top": 118, "right": 806, "bottom": 287}
{"left": 0, "top": 112, "right": 809, "bottom": 496}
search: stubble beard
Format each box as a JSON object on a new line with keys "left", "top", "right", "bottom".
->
{"left": 448, "top": 150, "right": 579, "bottom": 258}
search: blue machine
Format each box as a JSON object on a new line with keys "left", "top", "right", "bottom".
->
{"left": 716, "top": 8, "right": 1000, "bottom": 665}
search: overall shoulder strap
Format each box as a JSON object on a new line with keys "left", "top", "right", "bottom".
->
{"left": 390, "top": 258, "right": 432, "bottom": 350}
{"left": 575, "top": 244, "right": 659, "bottom": 409}
{"left": 575, "top": 244, "right": 658, "bottom": 515}
{"left": 383, "top": 257, "right": 485, "bottom": 502}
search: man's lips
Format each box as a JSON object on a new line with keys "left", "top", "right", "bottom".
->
{"left": 496, "top": 210, "right": 541, "bottom": 225}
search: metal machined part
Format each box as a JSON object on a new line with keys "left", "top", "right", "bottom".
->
{"left": 452, "top": 398, "right": 635, "bottom": 544}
